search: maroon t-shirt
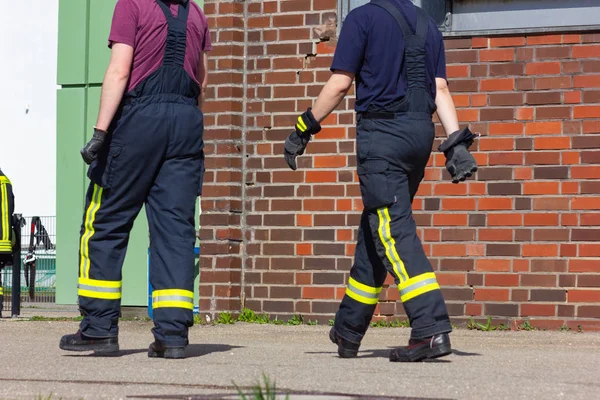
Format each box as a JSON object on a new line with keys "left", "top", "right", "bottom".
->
{"left": 108, "top": 0, "right": 212, "bottom": 93}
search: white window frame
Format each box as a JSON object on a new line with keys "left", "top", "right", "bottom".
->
{"left": 338, "top": 0, "right": 600, "bottom": 37}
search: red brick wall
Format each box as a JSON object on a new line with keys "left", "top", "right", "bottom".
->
{"left": 199, "top": 0, "right": 600, "bottom": 330}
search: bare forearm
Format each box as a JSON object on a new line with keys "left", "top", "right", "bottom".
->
{"left": 435, "top": 87, "right": 460, "bottom": 136}
{"left": 95, "top": 70, "right": 129, "bottom": 131}
{"left": 198, "top": 87, "right": 206, "bottom": 111}
{"left": 197, "top": 52, "right": 209, "bottom": 112}
{"left": 311, "top": 79, "right": 351, "bottom": 123}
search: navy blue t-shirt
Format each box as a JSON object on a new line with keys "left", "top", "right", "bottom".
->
{"left": 331, "top": 0, "right": 447, "bottom": 113}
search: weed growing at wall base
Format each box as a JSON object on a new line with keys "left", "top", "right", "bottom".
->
{"left": 467, "top": 316, "right": 510, "bottom": 331}
{"left": 518, "top": 321, "right": 535, "bottom": 331}
{"left": 215, "top": 312, "right": 236, "bottom": 325}
{"left": 370, "top": 318, "right": 410, "bottom": 328}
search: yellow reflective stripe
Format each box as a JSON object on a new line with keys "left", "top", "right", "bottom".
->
{"left": 0, "top": 287, "right": 4, "bottom": 295}
{"left": 0, "top": 176, "right": 11, "bottom": 184}
{"left": 79, "top": 184, "right": 103, "bottom": 279}
{"left": 78, "top": 289, "right": 121, "bottom": 300}
{"left": 349, "top": 277, "right": 382, "bottom": 294}
{"left": 399, "top": 272, "right": 440, "bottom": 302}
{"left": 345, "top": 287, "right": 379, "bottom": 305}
{"left": 377, "top": 208, "right": 409, "bottom": 283}
{"left": 296, "top": 116, "right": 308, "bottom": 132}
{"left": 78, "top": 277, "right": 122, "bottom": 288}
{"left": 1, "top": 183, "right": 8, "bottom": 241}
{"left": 152, "top": 289, "right": 194, "bottom": 298}
{"left": 398, "top": 272, "right": 437, "bottom": 291}
{"left": 401, "top": 282, "right": 440, "bottom": 303}
{"left": 346, "top": 277, "right": 382, "bottom": 305}
{"left": 153, "top": 301, "right": 194, "bottom": 310}
{"left": 152, "top": 289, "right": 194, "bottom": 310}
{"left": 77, "top": 278, "right": 122, "bottom": 300}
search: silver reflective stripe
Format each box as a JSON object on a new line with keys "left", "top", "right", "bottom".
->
{"left": 400, "top": 278, "right": 438, "bottom": 297}
{"left": 153, "top": 295, "right": 194, "bottom": 304}
{"left": 78, "top": 284, "right": 121, "bottom": 294}
{"left": 347, "top": 284, "right": 379, "bottom": 300}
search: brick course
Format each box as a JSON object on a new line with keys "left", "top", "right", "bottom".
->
{"left": 199, "top": 0, "right": 600, "bottom": 330}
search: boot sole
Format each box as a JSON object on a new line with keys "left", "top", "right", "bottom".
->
{"left": 59, "top": 342, "right": 120, "bottom": 354}
{"left": 390, "top": 344, "right": 452, "bottom": 362}
{"left": 338, "top": 348, "right": 359, "bottom": 358}
{"left": 148, "top": 347, "right": 186, "bottom": 359}
{"left": 329, "top": 328, "right": 359, "bottom": 358}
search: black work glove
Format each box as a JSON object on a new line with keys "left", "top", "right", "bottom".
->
{"left": 80, "top": 128, "right": 108, "bottom": 165}
{"left": 284, "top": 108, "right": 322, "bottom": 171}
{"left": 438, "top": 127, "right": 478, "bottom": 184}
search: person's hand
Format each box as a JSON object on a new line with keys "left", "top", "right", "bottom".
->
{"left": 80, "top": 128, "right": 107, "bottom": 165}
{"left": 438, "top": 127, "right": 478, "bottom": 184}
{"left": 283, "top": 108, "right": 322, "bottom": 170}
{"left": 444, "top": 145, "right": 478, "bottom": 183}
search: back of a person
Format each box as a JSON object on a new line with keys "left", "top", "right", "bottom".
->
{"left": 335, "top": 0, "right": 445, "bottom": 113}
{"left": 61, "top": 0, "right": 210, "bottom": 358}
{"left": 109, "top": 0, "right": 211, "bottom": 93}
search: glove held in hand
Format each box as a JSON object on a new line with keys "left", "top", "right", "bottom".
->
{"left": 438, "top": 127, "right": 477, "bottom": 154}
{"left": 439, "top": 127, "right": 478, "bottom": 184}
{"left": 284, "top": 108, "right": 321, "bottom": 170}
{"left": 81, "top": 128, "right": 107, "bottom": 165}
{"left": 295, "top": 108, "right": 322, "bottom": 139}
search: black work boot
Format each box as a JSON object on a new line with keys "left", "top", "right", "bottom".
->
{"left": 329, "top": 327, "right": 360, "bottom": 358}
{"left": 389, "top": 333, "right": 451, "bottom": 362}
{"left": 59, "top": 330, "right": 119, "bottom": 354}
{"left": 148, "top": 341, "right": 186, "bottom": 359}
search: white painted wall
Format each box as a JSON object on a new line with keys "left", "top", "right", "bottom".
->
{"left": 0, "top": 0, "right": 59, "bottom": 218}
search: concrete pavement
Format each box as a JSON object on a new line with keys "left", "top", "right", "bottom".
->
{"left": 1, "top": 320, "right": 599, "bottom": 399}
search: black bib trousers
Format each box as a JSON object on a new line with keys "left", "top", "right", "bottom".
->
{"left": 334, "top": 1, "right": 452, "bottom": 342}
{"left": 77, "top": 0, "right": 205, "bottom": 347}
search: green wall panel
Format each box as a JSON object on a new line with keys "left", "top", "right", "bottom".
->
{"left": 56, "top": 88, "right": 86, "bottom": 305}
{"left": 57, "top": 0, "right": 88, "bottom": 85}
{"left": 121, "top": 209, "right": 150, "bottom": 306}
{"left": 88, "top": 0, "right": 118, "bottom": 84}
{"left": 86, "top": 86, "right": 102, "bottom": 140}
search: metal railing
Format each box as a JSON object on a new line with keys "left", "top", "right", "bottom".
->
{"left": 1, "top": 216, "right": 56, "bottom": 317}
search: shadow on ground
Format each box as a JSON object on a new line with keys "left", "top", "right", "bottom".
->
{"left": 305, "top": 348, "right": 481, "bottom": 361}
{"left": 62, "top": 344, "right": 243, "bottom": 358}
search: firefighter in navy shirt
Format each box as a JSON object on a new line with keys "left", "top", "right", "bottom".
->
{"left": 283, "top": 0, "right": 478, "bottom": 362}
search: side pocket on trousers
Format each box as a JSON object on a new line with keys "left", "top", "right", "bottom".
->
{"left": 357, "top": 159, "right": 396, "bottom": 210}
{"left": 87, "top": 144, "right": 123, "bottom": 190}
{"left": 197, "top": 151, "right": 206, "bottom": 196}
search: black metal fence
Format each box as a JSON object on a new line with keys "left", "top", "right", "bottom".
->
{"left": 1, "top": 216, "right": 56, "bottom": 317}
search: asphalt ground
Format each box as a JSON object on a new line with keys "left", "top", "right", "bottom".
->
{"left": 1, "top": 320, "right": 599, "bottom": 400}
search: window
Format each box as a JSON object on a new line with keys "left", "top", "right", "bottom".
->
{"left": 338, "top": 0, "right": 600, "bottom": 36}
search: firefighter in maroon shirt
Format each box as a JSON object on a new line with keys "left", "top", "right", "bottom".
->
{"left": 60, "top": 0, "right": 211, "bottom": 359}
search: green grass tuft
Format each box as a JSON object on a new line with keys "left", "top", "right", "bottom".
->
{"left": 286, "top": 314, "right": 303, "bottom": 326}
{"left": 234, "top": 373, "right": 289, "bottom": 400}
{"left": 215, "top": 312, "right": 236, "bottom": 325}
{"left": 518, "top": 321, "right": 535, "bottom": 331}
{"left": 237, "top": 308, "right": 256, "bottom": 323}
